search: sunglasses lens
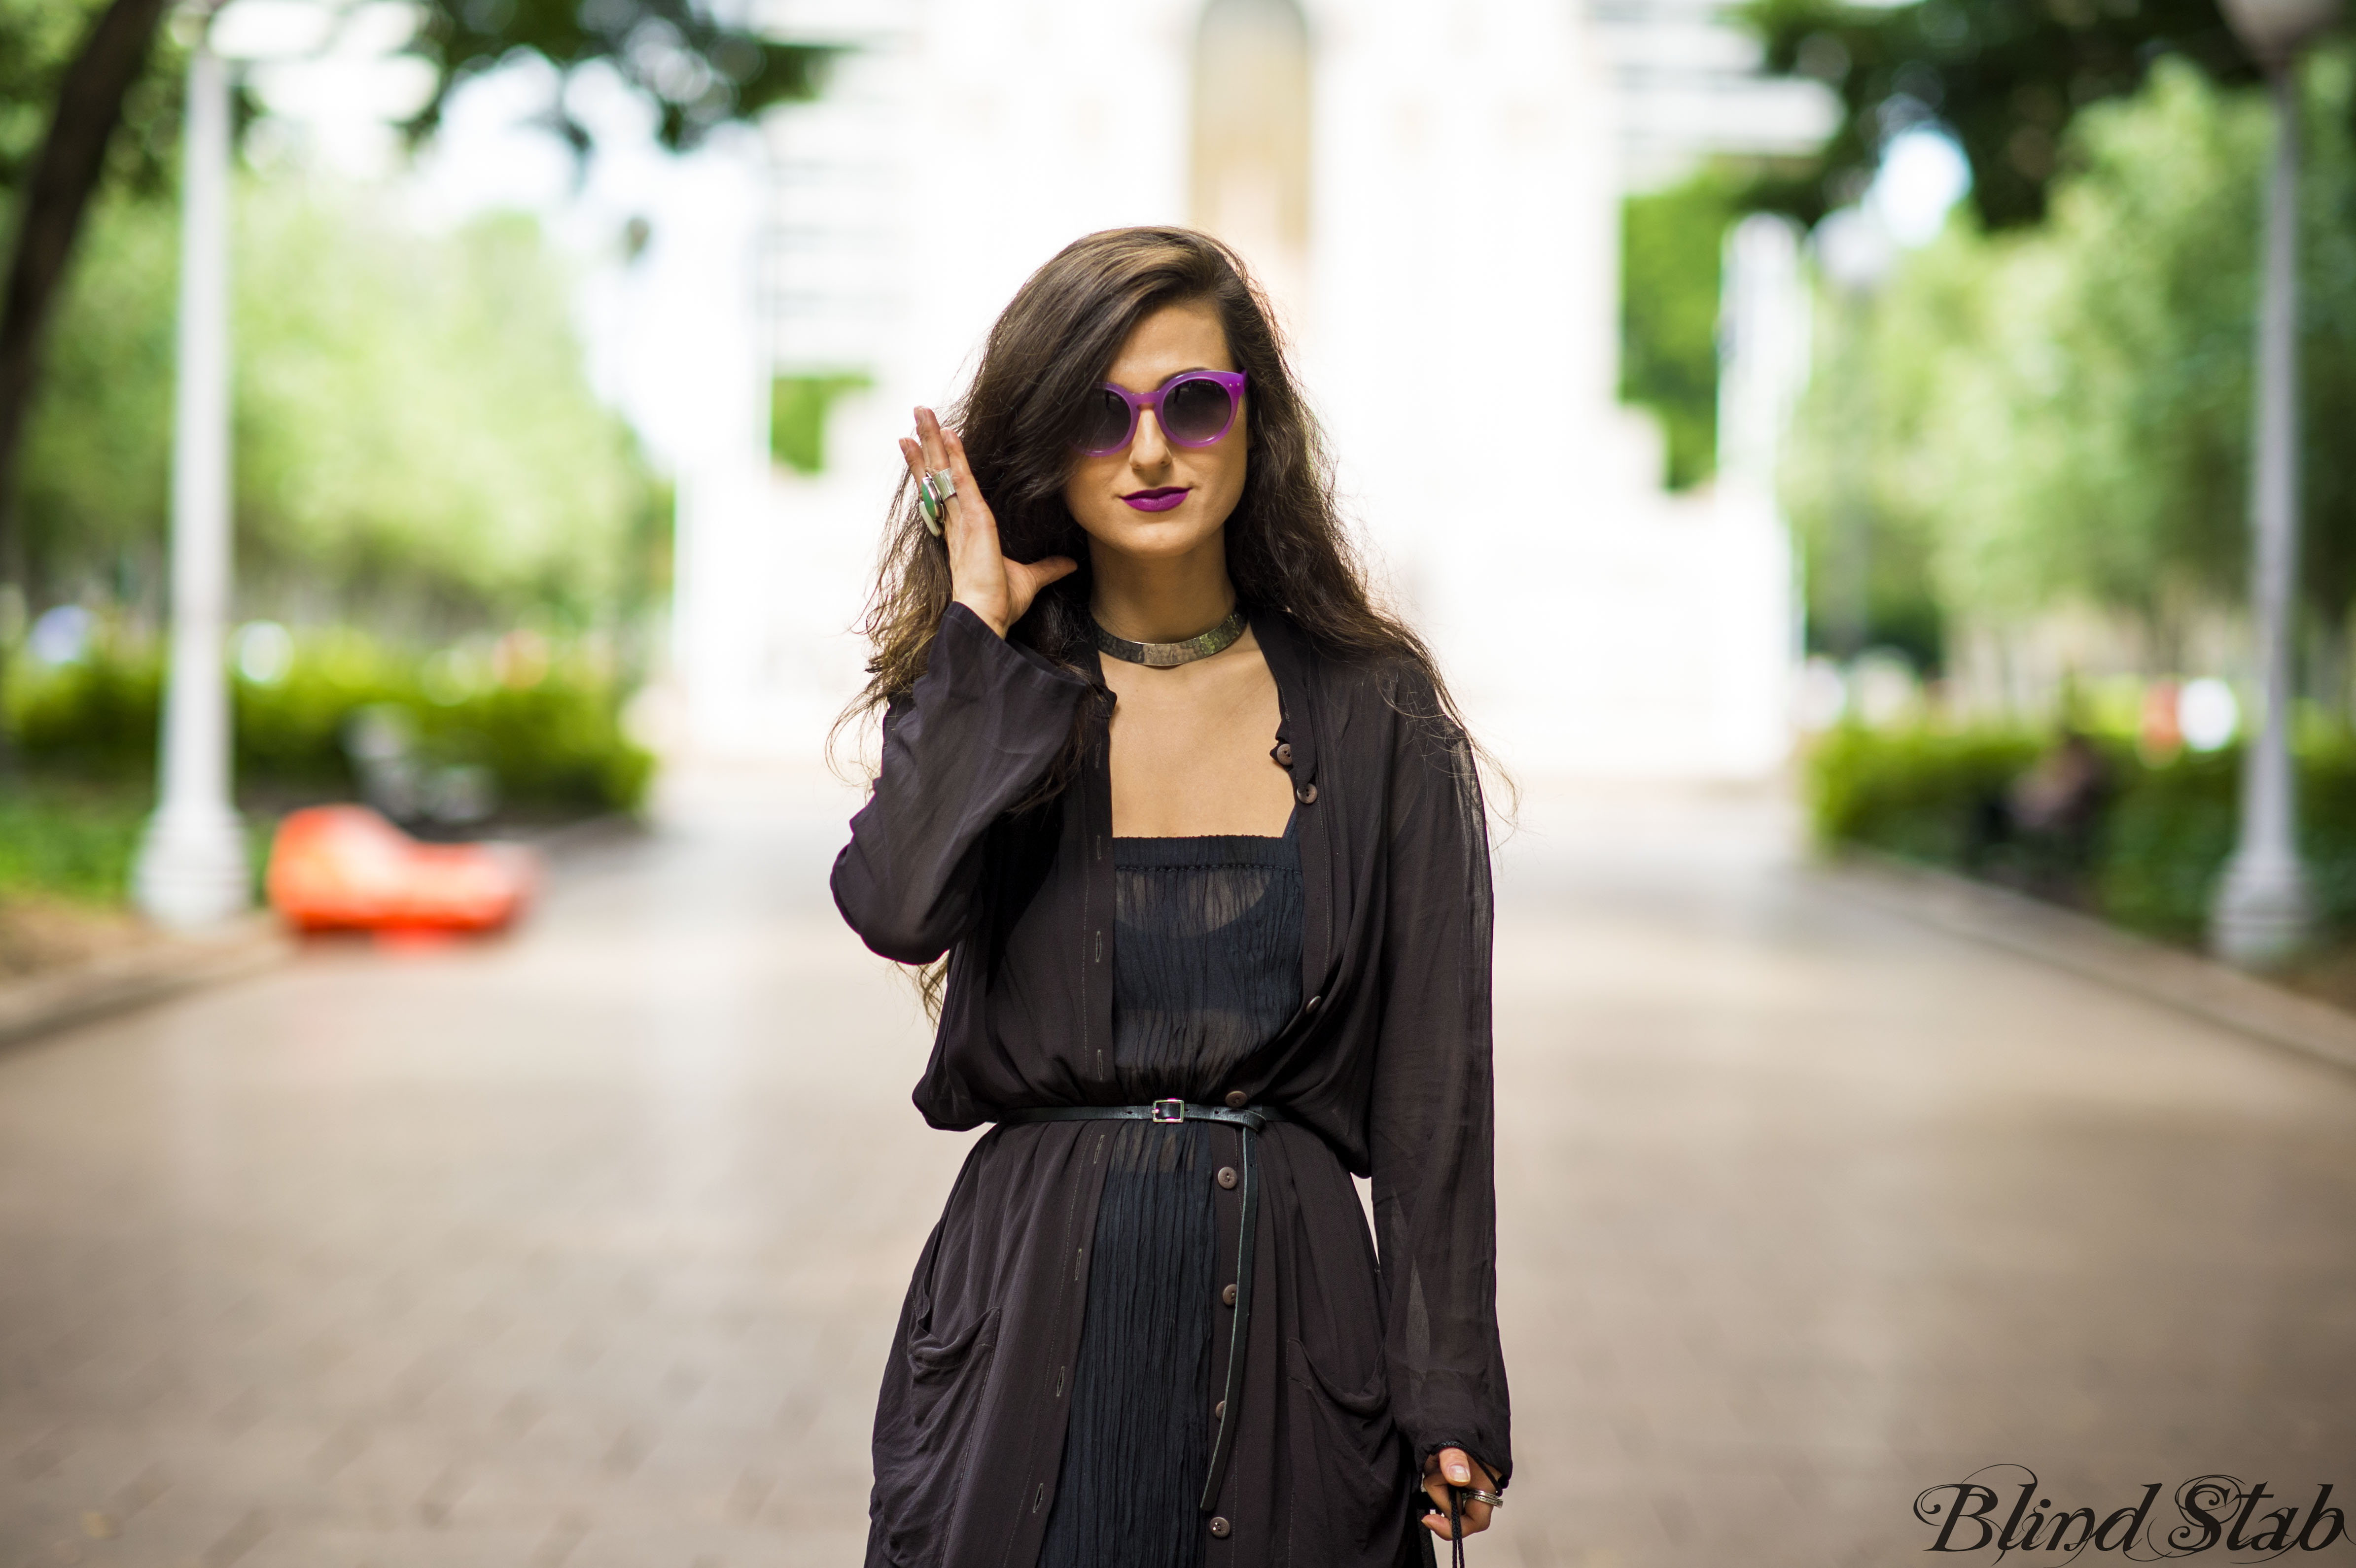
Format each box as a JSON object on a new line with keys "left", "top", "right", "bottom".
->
{"left": 1161, "top": 377, "right": 1236, "bottom": 445}
{"left": 1077, "top": 388, "right": 1133, "bottom": 454}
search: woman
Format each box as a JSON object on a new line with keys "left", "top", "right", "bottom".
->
{"left": 832, "top": 227, "right": 1510, "bottom": 1568}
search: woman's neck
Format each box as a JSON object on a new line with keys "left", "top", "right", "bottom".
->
{"left": 1089, "top": 536, "right": 1236, "bottom": 643}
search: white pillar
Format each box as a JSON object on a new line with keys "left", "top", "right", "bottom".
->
{"left": 2212, "top": 66, "right": 2310, "bottom": 969}
{"left": 1711, "top": 213, "right": 1808, "bottom": 773}
{"left": 135, "top": 39, "right": 249, "bottom": 929}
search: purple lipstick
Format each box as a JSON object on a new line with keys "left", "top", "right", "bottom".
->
{"left": 1121, "top": 487, "right": 1189, "bottom": 513}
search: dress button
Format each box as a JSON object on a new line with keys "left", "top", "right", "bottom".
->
{"left": 1224, "top": 1090, "right": 1248, "bottom": 1109}
{"left": 1221, "top": 1283, "right": 1238, "bottom": 1307}
{"left": 1217, "top": 1166, "right": 1238, "bottom": 1189}
{"left": 1214, "top": 1399, "right": 1227, "bottom": 1420}
{"left": 1296, "top": 782, "right": 1318, "bottom": 804}
{"left": 1272, "top": 741, "right": 1294, "bottom": 768}
{"left": 1209, "top": 1516, "right": 1231, "bottom": 1539}
{"left": 1305, "top": 994, "right": 1322, "bottom": 1012}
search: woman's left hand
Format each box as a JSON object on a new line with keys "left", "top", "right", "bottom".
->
{"left": 1421, "top": 1448, "right": 1498, "bottom": 1541}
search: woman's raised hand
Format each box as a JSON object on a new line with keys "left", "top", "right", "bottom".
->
{"left": 903, "top": 407, "right": 1077, "bottom": 640}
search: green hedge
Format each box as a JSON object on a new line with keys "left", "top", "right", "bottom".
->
{"left": 6, "top": 634, "right": 653, "bottom": 815}
{"left": 1808, "top": 724, "right": 2356, "bottom": 942}
{"left": 0, "top": 783, "right": 151, "bottom": 905}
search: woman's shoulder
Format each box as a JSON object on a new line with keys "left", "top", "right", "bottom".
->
{"left": 1258, "top": 610, "right": 1466, "bottom": 748}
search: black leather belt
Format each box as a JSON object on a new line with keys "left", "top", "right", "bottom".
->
{"left": 995, "top": 1098, "right": 1283, "bottom": 1513}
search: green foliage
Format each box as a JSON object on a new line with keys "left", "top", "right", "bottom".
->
{"left": 16, "top": 186, "right": 668, "bottom": 633}
{"left": 12, "top": 191, "right": 177, "bottom": 606}
{"left": 3, "top": 0, "right": 826, "bottom": 207}
{"left": 409, "top": 0, "right": 832, "bottom": 153}
{"left": 1738, "top": 0, "right": 2261, "bottom": 228}
{"left": 1784, "top": 57, "right": 2356, "bottom": 652}
{"left": 0, "top": 0, "right": 184, "bottom": 198}
{"left": 770, "top": 372, "right": 873, "bottom": 476}
{"left": 0, "top": 781, "right": 148, "bottom": 904}
{"left": 1783, "top": 234, "right": 1971, "bottom": 665}
{"left": 7, "top": 647, "right": 160, "bottom": 775}
{"left": 7, "top": 631, "right": 652, "bottom": 815}
{"left": 1806, "top": 723, "right": 2040, "bottom": 860}
{"left": 0, "top": 0, "right": 104, "bottom": 186}
{"left": 1620, "top": 172, "right": 1735, "bottom": 491}
{"left": 2091, "top": 746, "right": 2239, "bottom": 938}
{"left": 235, "top": 193, "right": 662, "bottom": 628}
{"left": 1809, "top": 723, "right": 2356, "bottom": 940}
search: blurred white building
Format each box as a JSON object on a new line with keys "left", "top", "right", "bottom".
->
{"left": 662, "top": 0, "right": 1815, "bottom": 779}
{"left": 1590, "top": 0, "right": 1842, "bottom": 191}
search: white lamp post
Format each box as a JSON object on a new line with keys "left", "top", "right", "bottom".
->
{"left": 133, "top": 0, "right": 334, "bottom": 929}
{"left": 133, "top": 28, "right": 246, "bottom": 928}
{"left": 2209, "top": 0, "right": 2342, "bottom": 969}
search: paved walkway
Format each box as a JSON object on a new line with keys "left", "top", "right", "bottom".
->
{"left": 2, "top": 772, "right": 2352, "bottom": 1568}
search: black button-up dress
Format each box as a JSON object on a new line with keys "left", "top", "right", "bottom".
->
{"left": 1040, "top": 825, "right": 1303, "bottom": 1568}
{"left": 832, "top": 603, "right": 1512, "bottom": 1568}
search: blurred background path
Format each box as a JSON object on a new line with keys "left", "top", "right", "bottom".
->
{"left": 3, "top": 774, "right": 2353, "bottom": 1568}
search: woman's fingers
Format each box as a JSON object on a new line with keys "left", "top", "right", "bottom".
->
{"left": 1419, "top": 1498, "right": 1493, "bottom": 1539}
{"left": 914, "top": 406, "right": 1020, "bottom": 636}
{"left": 1008, "top": 555, "right": 1078, "bottom": 601}
{"left": 914, "top": 407, "right": 979, "bottom": 542}
{"left": 1419, "top": 1450, "right": 1496, "bottom": 1539}
{"left": 913, "top": 406, "right": 950, "bottom": 473}
{"left": 942, "top": 427, "right": 982, "bottom": 502}
{"left": 912, "top": 408, "right": 1065, "bottom": 635}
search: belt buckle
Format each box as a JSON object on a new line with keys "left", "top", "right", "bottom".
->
{"left": 1149, "top": 1098, "right": 1186, "bottom": 1124}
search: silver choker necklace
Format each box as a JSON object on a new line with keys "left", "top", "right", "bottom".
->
{"left": 1092, "top": 607, "right": 1247, "bottom": 668}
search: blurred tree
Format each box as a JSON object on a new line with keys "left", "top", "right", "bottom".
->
{"left": 408, "top": 0, "right": 831, "bottom": 155}
{"left": 0, "top": 0, "right": 829, "bottom": 632}
{"left": 1739, "top": 0, "right": 2265, "bottom": 228}
{"left": 232, "top": 193, "right": 667, "bottom": 631}
{"left": 18, "top": 184, "right": 666, "bottom": 637}
{"left": 0, "top": 0, "right": 180, "bottom": 597}
{"left": 1782, "top": 57, "right": 2356, "bottom": 684}
{"left": 1621, "top": 169, "right": 1741, "bottom": 491}
{"left": 1780, "top": 235, "right": 1960, "bottom": 670}
{"left": 1931, "top": 61, "right": 2265, "bottom": 634}
{"left": 10, "top": 190, "right": 174, "bottom": 611}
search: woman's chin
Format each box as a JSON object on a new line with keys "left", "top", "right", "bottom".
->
{"left": 1084, "top": 510, "right": 1220, "bottom": 558}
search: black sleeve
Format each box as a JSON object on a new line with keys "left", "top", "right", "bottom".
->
{"left": 1365, "top": 682, "right": 1513, "bottom": 1490}
{"left": 829, "top": 603, "right": 1091, "bottom": 963}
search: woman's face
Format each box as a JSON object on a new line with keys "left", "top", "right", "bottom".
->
{"left": 1062, "top": 298, "right": 1249, "bottom": 566}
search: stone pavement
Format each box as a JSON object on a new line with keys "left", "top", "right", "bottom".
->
{"left": 2, "top": 770, "right": 2352, "bottom": 1568}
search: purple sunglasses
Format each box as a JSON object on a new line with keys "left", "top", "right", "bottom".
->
{"left": 1073, "top": 370, "right": 1248, "bottom": 456}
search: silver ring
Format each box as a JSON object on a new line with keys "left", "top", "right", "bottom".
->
{"left": 927, "top": 468, "right": 956, "bottom": 502}
{"left": 1462, "top": 1489, "right": 1504, "bottom": 1508}
{"left": 916, "top": 475, "right": 944, "bottom": 536}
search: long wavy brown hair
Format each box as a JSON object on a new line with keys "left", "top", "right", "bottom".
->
{"left": 838, "top": 224, "right": 1472, "bottom": 795}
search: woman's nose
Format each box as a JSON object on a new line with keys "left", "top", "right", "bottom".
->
{"left": 1129, "top": 410, "right": 1172, "bottom": 468}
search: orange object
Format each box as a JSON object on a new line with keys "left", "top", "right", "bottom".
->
{"left": 266, "top": 805, "right": 537, "bottom": 933}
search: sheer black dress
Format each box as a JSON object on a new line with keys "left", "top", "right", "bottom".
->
{"left": 834, "top": 604, "right": 1511, "bottom": 1568}
{"left": 1037, "top": 821, "right": 1303, "bottom": 1568}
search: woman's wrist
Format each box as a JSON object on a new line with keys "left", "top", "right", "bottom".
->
{"left": 950, "top": 594, "right": 1009, "bottom": 639}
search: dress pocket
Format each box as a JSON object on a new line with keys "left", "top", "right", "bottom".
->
{"left": 909, "top": 1305, "right": 1001, "bottom": 1384}
{"left": 872, "top": 1305, "right": 1003, "bottom": 1558}
{"left": 1285, "top": 1336, "right": 1415, "bottom": 1563}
